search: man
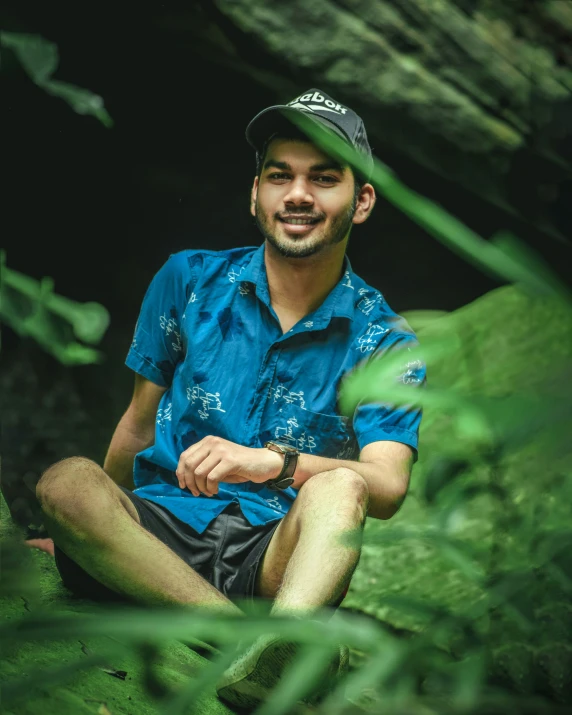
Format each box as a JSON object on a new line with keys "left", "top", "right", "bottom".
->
{"left": 36, "top": 88, "right": 425, "bottom": 708}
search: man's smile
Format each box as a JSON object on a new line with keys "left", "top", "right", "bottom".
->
{"left": 277, "top": 214, "right": 323, "bottom": 234}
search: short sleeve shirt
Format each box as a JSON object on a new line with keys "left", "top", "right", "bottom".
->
{"left": 126, "top": 245, "right": 425, "bottom": 533}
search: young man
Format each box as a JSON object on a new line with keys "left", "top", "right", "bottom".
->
{"left": 36, "top": 88, "right": 425, "bottom": 707}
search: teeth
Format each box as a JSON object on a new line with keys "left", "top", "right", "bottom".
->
{"left": 283, "top": 218, "right": 316, "bottom": 225}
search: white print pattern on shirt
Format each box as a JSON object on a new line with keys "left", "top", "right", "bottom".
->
{"left": 228, "top": 266, "right": 245, "bottom": 283}
{"left": 357, "top": 323, "right": 389, "bottom": 353}
{"left": 159, "top": 314, "right": 182, "bottom": 352}
{"left": 274, "top": 416, "right": 317, "bottom": 453}
{"left": 342, "top": 270, "right": 354, "bottom": 289}
{"left": 160, "top": 313, "right": 177, "bottom": 334}
{"left": 273, "top": 384, "right": 306, "bottom": 409}
{"left": 303, "top": 321, "right": 314, "bottom": 328}
{"left": 183, "top": 293, "right": 197, "bottom": 319}
{"left": 398, "top": 359, "right": 424, "bottom": 385}
{"left": 266, "top": 495, "right": 282, "bottom": 510}
{"left": 172, "top": 332, "right": 183, "bottom": 352}
{"left": 186, "top": 384, "right": 226, "bottom": 421}
{"left": 357, "top": 289, "right": 383, "bottom": 316}
{"left": 238, "top": 284, "right": 250, "bottom": 296}
{"left": 156, "top": 402, "right": 172, "bottom": 432}
{"left": 336, "top": 443, "right": 355, "bottom": 459}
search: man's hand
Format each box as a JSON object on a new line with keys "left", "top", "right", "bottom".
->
{"left": 176, "top": 436, "right": 284, "bottom": 497}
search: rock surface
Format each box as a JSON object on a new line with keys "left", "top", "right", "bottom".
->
{"left": 0, "top": 500, "right": 233, "bottom": 715}
{"left": 345, "top": 284, "right": 572, "bottom": 701}
{"left": 181, "top": 0, "right": 572, "bottom": 238}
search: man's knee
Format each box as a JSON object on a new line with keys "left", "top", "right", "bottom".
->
{"left": 298, "top": 468, "right": 369, "bottom": 513}
{"left": 36, "top": 456, "right": 104, "bottom": 517}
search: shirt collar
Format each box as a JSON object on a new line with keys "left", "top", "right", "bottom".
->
{"left": 239, "top": 244, "right": 271, "bottom": 305}
{"left": 239, "top": 244, "right": 357, "bottom": 325}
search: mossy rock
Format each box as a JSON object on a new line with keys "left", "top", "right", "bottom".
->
{"left": 0, "top": 497, "right": 232, "bottom": 715}
{"left": 345, "top": 286, "right": 572, "bottom": 656}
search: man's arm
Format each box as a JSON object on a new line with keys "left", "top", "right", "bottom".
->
{"left": 104, "top": 374, "right": 166, "bottom": 490}
{"left": 175, "top": 436, "right": 413, "bottom": 520}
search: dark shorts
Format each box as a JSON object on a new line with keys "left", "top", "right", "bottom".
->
{"left": 53, "top": 489, "right": 281, "bottom": 604}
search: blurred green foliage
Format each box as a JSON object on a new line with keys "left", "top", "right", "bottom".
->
{"left": 0, "top": 32, "right": 112, "bottom": 365}
{"left": 0, "top": 252, "right": 110, "bottom": 365}
{"left": 0, "top": 32, "right": 113, "bottom": 127}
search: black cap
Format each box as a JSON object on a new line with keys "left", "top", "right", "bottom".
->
{"left": 246, "top": 88, "right": 373, "bottom": 179}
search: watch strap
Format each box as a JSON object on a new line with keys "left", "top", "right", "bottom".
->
{"left": 264, "top": 442, "right": 298, "bottom": 491}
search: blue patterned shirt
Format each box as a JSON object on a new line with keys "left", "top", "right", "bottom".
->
{"left": 126, "top": 245, "right": 425, "bottom": 533}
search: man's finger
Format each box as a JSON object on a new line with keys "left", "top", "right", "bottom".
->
{"left": 194, "top": 455, "right": 223, "bottom": 496}
{"left": 178, "top": 446, "right": 211, "bottom": 491}
{"left": 176, "top": 439, "right": 209, "bottom": 481}
{"left": 204, "top": 461, "right": 236, "bottom": 495}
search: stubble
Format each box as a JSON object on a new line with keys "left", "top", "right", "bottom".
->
{"left": 255, "top": 197, "right": 357, "bottom": 259}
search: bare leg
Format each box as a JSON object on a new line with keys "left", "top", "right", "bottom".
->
{"left": 216, "top": 469, "right": 365, "bottom": 708}
{"left": 36, "top": 457, "right": 240, "bottom": 614}
{"left": 256, "top": 468, "right": 369, "bottom": 615}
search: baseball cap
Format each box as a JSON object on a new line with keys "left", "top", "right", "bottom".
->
{"left": 246, "top": 88, "right": 373, "bottom": 179}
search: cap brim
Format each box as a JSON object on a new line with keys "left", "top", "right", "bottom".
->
{"left": 246, "top": 105, "right": 349, "bottom": 153}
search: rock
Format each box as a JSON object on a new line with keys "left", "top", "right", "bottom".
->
{"left": 0, "top": 492, "right": 233, "bottom": 715}
{"left": 344, "top": 285, "right": 572, "bottom": 701}
{"left": 178, "top": 0, "right": 572, "bottom": 238}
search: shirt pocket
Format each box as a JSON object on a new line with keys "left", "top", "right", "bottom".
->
{"left": 267, "top": 403, "right": 357, "bottom": 459}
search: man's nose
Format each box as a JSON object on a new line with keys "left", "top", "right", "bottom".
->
{"left": 283, "top": 178, "right": 314, "bottom": 205}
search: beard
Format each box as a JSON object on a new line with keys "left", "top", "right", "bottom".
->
{"left": 255, "top": 196, "right": 357, "bottom": 259}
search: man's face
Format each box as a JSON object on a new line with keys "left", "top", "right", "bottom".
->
{"left": 251, "top": 139, "right": 360, "bottom": 259}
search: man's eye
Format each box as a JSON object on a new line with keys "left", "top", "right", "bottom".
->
{"left": 314, "top": 176, "right": 337, "bottom": 184}
{"left": 268, "top": 172, "right": 289, "bottom": 180}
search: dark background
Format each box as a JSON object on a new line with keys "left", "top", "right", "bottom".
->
{"left": 2, "top": 4, "right": 571, "bottom": 523}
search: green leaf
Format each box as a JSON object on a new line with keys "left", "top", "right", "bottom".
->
{"left": 450, "top": 652, "right": 486, "bottom": 709}
{"left": 287, "top": 112, "right": 572, "bottom": 305}
{"left": 44, "top": 79, "right": 114, "bottom": 128}
{"left": 0, "top": 608, "right": 389, "bottom": 654}
{"left": 1, "top": 261, "right": 109, "bottom": 364}
{"left": 0, "top": 32, "right": 113, "bottom": 128}
{"left": 3, "top": 266, "right": 110, "bottom": 344}
{"left": 401, "top": 309, "right": 449, "bottom": 331}
{"left": 0, "top": 32, "right": 58, "bottom": 83}
{"left": 162, "top": 644, "right": 244, "bottom": 715}
{"left": 319, "top": 642, "right": 406, "bottom": 714}
{"left": 491, "top": 230, "right": 569, "bottom": 299}
{"left": 255, "top": 642, "right": 337, "bottom": 715}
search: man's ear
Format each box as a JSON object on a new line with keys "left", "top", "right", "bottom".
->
{"left": 250, "top": 177, "right": 259, "bottom": 217}
{"left": 352, "top": 183, "right": 376, "bottom": 225}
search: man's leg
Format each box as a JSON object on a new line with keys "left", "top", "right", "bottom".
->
{"left": 257, "top": 467, "right": 369, "bottom": 613}
{"left": 216, "top": 468, "right": 365, "bottom": 707}
{"left": 36, "top": 457, "right": 240, "bottom": 614}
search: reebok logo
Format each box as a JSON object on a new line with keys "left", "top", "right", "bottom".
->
{"left": 288, "top": 91, "right": 348, "bottom": 115}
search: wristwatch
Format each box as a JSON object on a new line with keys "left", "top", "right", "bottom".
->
{"left": 264, "top": 441, "right": 299, "bottom": 491}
